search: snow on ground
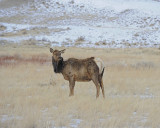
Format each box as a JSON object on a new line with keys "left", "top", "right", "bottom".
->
{"left": 0, "top": 0, "right": 160, "bottom": 48}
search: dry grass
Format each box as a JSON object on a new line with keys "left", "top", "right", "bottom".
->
{"left": 0, "top": 44, "right": 160, "bottom": 128}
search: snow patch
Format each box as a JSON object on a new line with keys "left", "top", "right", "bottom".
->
{"left": 1, "top": 115, "right": 23, "bottom": 123}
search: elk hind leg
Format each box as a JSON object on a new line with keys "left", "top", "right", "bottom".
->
{"left": 92, "top": 75, "right": 100, "bottom": 98}
{"left": 99, "top": 76, "right": 105, "bottom": 98}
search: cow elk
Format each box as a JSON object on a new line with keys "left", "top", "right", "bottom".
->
{"left": 50, "top": 48, "right": 105, "bottom": 98}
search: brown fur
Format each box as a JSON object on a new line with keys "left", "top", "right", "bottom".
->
{"left": 50, "top": 48, "right": 105, "bottom": 98}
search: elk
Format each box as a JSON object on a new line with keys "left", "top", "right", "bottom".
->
{"left": 50, "top": 48, "right": 105, "bottom": 98}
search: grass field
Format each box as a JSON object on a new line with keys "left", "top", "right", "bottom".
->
{"left": 0, "top": 44, "right": 160, "bottom": 128}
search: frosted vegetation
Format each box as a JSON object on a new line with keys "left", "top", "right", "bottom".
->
{"left": 0, "top": 0, "right": 160, "bottom": 48}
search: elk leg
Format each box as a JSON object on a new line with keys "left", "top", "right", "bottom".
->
{"left": 69, "top": 77, "right": 75, "bottom": 96}
{"left": 98, "top": 75, "right": 105, "bottom": 98}
{"left": 92, "top": 75, "right": 100, "bottom": 98}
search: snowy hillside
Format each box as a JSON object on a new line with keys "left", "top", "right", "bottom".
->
{"left": 0, "top": 0, "right": 160, "bottom": 48}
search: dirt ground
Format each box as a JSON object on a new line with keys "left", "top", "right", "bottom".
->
{"left": 0, "top": 44, "right": 160, "bottom": 128}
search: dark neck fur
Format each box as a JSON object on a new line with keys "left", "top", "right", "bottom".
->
{"left": 56, "top": 59, "right": 64, "bottom": 73}
{"left": 52, "top": 57, "right": 64, "bottom": 73}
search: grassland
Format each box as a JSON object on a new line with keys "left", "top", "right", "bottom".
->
{"left": 0, "top": 44, "right": 160, "bottom": 128}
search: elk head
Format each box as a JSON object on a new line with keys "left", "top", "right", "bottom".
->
{"left": 50, "top": 48, "right": 66, "bottom": 73}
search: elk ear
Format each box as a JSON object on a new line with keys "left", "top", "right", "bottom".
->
{"left": 50, "top": 48, "right": 54, "bottom": 53}
{"left": 60, "top": 49, "right": 66, "bottom": 54}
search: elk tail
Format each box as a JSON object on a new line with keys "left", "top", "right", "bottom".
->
{"left": 101, "top": 67, "right": 105, "bottom": 78}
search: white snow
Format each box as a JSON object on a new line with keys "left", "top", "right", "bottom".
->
{"left": 1, "top": 115, "right": 23, "bottom": 123}
{"left": 54, "top": 0, "right": 160, "bottom": 15}
{"left": 70, "top": 119, "right": 82, "bottom": 128}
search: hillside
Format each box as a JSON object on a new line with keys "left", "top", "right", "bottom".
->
{"left": 0, "top": 0, "right": 160, "bottom": 48}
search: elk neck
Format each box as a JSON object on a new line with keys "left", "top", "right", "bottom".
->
{"left": 52, "top": 56, "right": 65, "bottom": 73}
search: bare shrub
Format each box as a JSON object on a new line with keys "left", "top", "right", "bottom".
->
{"left": 95, "top": 42, "right": 100, "bottom": 46}
{"left": 0, "top": 54, "right": 50, "bottom": 66}
{"left": 76, "top": 36, "right": 85, "bottom": 42}
{"left": 0, "top": 25, "right": 6, "bottom": 31}
{"left": 131, "top": 61, "right": 155, "bottom": 69}
{"left": 49, "top": 75, "right": 56, "bottom": 86}
{"left": 74, "top": 36, "right": 85, "bottom": 46}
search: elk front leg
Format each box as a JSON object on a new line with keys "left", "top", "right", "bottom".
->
{"left": 69, "top": 77, "right": 75, "bottom": 96}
